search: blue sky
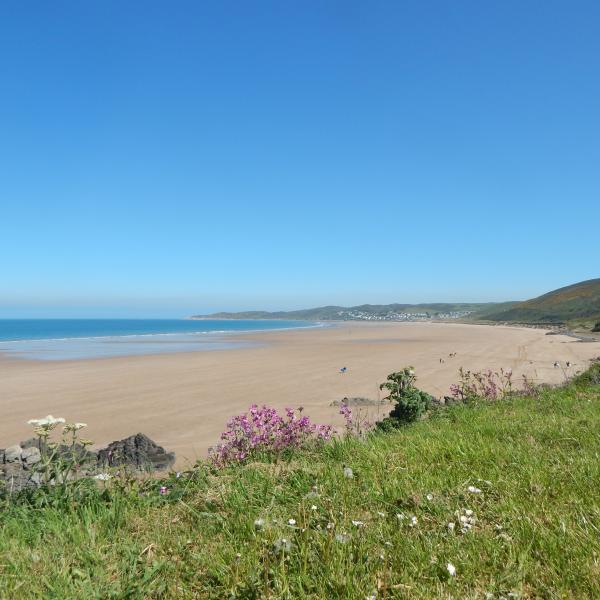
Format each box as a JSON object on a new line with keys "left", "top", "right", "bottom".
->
{"left": 1, "top": 1, "right": 598, "bottom": 317}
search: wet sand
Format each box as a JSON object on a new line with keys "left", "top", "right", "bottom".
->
{"left": 1, "top": 322, "right": 598, "bottom": 466}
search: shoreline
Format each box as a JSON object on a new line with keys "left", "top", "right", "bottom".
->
{"left": 1, "top": 321, "right": 599, "bottom": 467}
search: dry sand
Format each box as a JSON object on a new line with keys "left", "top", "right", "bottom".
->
{"left": 1, "top": 322, "right": 598, "bottom": 466}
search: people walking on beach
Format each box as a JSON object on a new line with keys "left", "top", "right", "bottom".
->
{"left": 553, "top": 361, "right": 559, "bottom": 368}
{"left": 340, "top": 367, "right": 347, "bottom": 374}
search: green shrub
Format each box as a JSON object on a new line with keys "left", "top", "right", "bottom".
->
{"left": 573, "top": 362, "right": 600, "bottom": 386}
{"left": 592, "top": 321, "right": 600, "bottom": 332}
{"left": 377, "top": 367, "right": 433, "bottom": 428}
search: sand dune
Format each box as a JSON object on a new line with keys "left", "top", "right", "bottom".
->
{"left": 1, "top": 322, "right": 598, "bottom": 466}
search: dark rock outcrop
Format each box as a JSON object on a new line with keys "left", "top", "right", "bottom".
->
{"left": 97, "top": 433, "right": 175, "bottom": 471}
{"left": 1, "top": 433, "right": 175, "bottom": 493}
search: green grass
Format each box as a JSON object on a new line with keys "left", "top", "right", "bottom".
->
{"left": 1, "top": 367, "right": 600, "bottom": 598}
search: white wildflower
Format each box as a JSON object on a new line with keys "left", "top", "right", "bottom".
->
{"left": 27, "top": 415, "right": 66, "bottom": 427}
{"left": 93, "top": 473, "right": 111, "bottom": 481}
{"left": 467, "top": 485, "right": 482, "bottom": 494}
{"left": 447, "top": 522, "right": 455, "bottom": 531}
{"left": 311, "top": 505, "right": 318, "bottom": 511}
{"left": 343, "top": 466, "right": 354, "bottom": 479}
{"left": 326, "top": 522, "right": 334, "bottom": 530}
{"left": 272, "top": 538, "right": 292, "bottom": 554}
{"left": 351, "top": 520, "right": 364, "bottom": 527}
{"left": 254, "top": 518, "right": 265, "bottom": 530}
{"left": 288, "top": 518, "right": 296, "bottom": 526}
{"left": 396, "top": 513, "right": 405, "bottom": 521}
{"left": 377, "top": 511, "right": 386, "bottom": 517}
{"left": 426, "top": 493, "right": 434, "bottom": 501}
{"left": 409, "top": 516, "right": 418, "bottom": 527}
{"left": 447, "top": 562, "right": 456, "bottom": 576}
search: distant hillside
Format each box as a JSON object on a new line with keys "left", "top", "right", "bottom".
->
{"left": 191, "top": 302, "right": 498, "bottom": 322}
{"left": 478, "top": 278, "right": 600, "bottom": 326}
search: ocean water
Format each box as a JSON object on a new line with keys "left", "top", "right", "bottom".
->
{"left": 0, "top": 319, "right": 319, "bottom": 361}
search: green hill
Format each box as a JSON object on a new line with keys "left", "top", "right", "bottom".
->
{"left": 192, "top": 302, "right": 497, "bottom": 321}
{"left": 1, "top": 364, "right": 600, "bottom": 598}
{"left": 478, "top": 278, "right": 600, "bottom": 327}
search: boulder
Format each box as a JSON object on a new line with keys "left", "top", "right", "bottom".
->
{"left": 4, "top": 445, "right": 22, "bottom": 463}
{"left": 22, "top": 447, "right": 41, "bottom": 467}
{"left": 97, "top": 433, "right": 175, "bottom": 471}
{"left": 331, "top": 397, "right": 391, "bottom": 407}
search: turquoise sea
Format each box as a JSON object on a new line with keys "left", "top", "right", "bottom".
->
{"left": 0, "top": 319, "right": 320, "bottom": 361}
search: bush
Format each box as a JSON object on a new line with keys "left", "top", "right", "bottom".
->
{"left": 573, "top": 362, "right": 600, "bottom": 386}
{"left": 592, "top": 322, "right": 600, "bottom": 333}
{"left": 377, "top": 368, "right": 433, "bottom": 428}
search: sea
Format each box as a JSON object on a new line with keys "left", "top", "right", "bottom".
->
{"left": 0, "top": 319, "right": 320, "bottom": 361}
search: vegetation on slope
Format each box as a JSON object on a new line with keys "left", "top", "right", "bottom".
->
{"left": 0, "top": 364, "right": 599, "bottom": 598}
{"left": 478, "top": 278, "right": 600, "bottom": 327}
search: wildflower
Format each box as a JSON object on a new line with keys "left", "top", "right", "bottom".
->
{"left": 93, "top": 473, "right": 111, "bottom": 481}
{"left": 335, "top": 533, "right": 350, "bottom": 544}
{"left": 343, "top": 466, "right": 354, "bottom": 479}
{"left": 456, "top": 508, "right": 476, "bottom": 533}
{"left": 326, "top": 522, "right": 334, "bottom": 530}
{"left": 288, "top": 518, "right": 296, "bottom": 526}
{"left": 467, "top": 485, "right": 482, "bottom": 494}
{"left": 311, "top": 505, "right": 318, "bottom": 511}
{"left": 272, "top": 538, "right": 292, "bottom": 554}
{"left": 426, "top": 493, "right": 434, "bottom": 501}
{"left": 254, "top": 518, "right": 265, "bottom": 530}
{"left": 27, "top": 415, "right": 66, "bottom": 428}
{"left": 160, "top": 486, "right": 168, "bottom": 495}
{"left": 447, "top": 522, "right": 455, "bottom": 531}
{"left": 351, "top": 520, "right": 364, "bottom": 527}
{"left": 447, "top": 562, "right": 456, "bottom": 576}
{"left": 396, "top": 513, "right": 405, "bottom": 521}
{"left": 176, "top": 471, "right": 182, "bottom": 479}
{"left": 409, "top": 516, "right": 418, "bottom": 527}
{"left": 377, "top": 511, "right": 386, "bottom": 517}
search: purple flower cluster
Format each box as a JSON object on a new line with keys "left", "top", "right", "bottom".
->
{"left": 210, "top": 405, "right": 333, "bottom": 466}
{"left": 450, "top": 367, "right": 513, "bottom": 401}
{"left": 339, "top": 403, "right": 354, "bottom": 435}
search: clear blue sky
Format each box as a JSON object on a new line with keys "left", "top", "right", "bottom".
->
{"left": 1, "top": 1, "right": 598, "bottom": 317}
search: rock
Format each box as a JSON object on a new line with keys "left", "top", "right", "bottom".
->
{"left": 22, "top": 447, "right": 41, "bottom": 467}
{"left": 1, "top": 463, "right": 32, "bottom": 491}
{"left": 4, "top": 445, "right": 22, "bottom": 463}
{"left": 97, "top": 433, "right": 175, "bottom": 471}
{"left": 20, "top": 437, "right": 44, "bottom": 450}
{"left": 331, "top": 397, "right": 391, "bottom": 407}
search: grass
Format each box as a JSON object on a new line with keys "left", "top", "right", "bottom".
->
{"left": 1, "top": 366, "right": 600, "bottom": 598}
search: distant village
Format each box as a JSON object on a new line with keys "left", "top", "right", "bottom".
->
{"left": 335, "top": 309, "right": 475, "bottom": 322}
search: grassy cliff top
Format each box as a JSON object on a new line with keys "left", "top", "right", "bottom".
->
{"left": 1, "top": 364, "right": 599, "bottom": 598}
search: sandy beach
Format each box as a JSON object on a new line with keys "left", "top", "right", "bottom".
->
{"left": 1, "top": 322, "right": 598, "bottom": 466}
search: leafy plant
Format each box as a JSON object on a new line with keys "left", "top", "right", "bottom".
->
{"left": 377, "top": 367, "right": 433, "bottom": 427}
